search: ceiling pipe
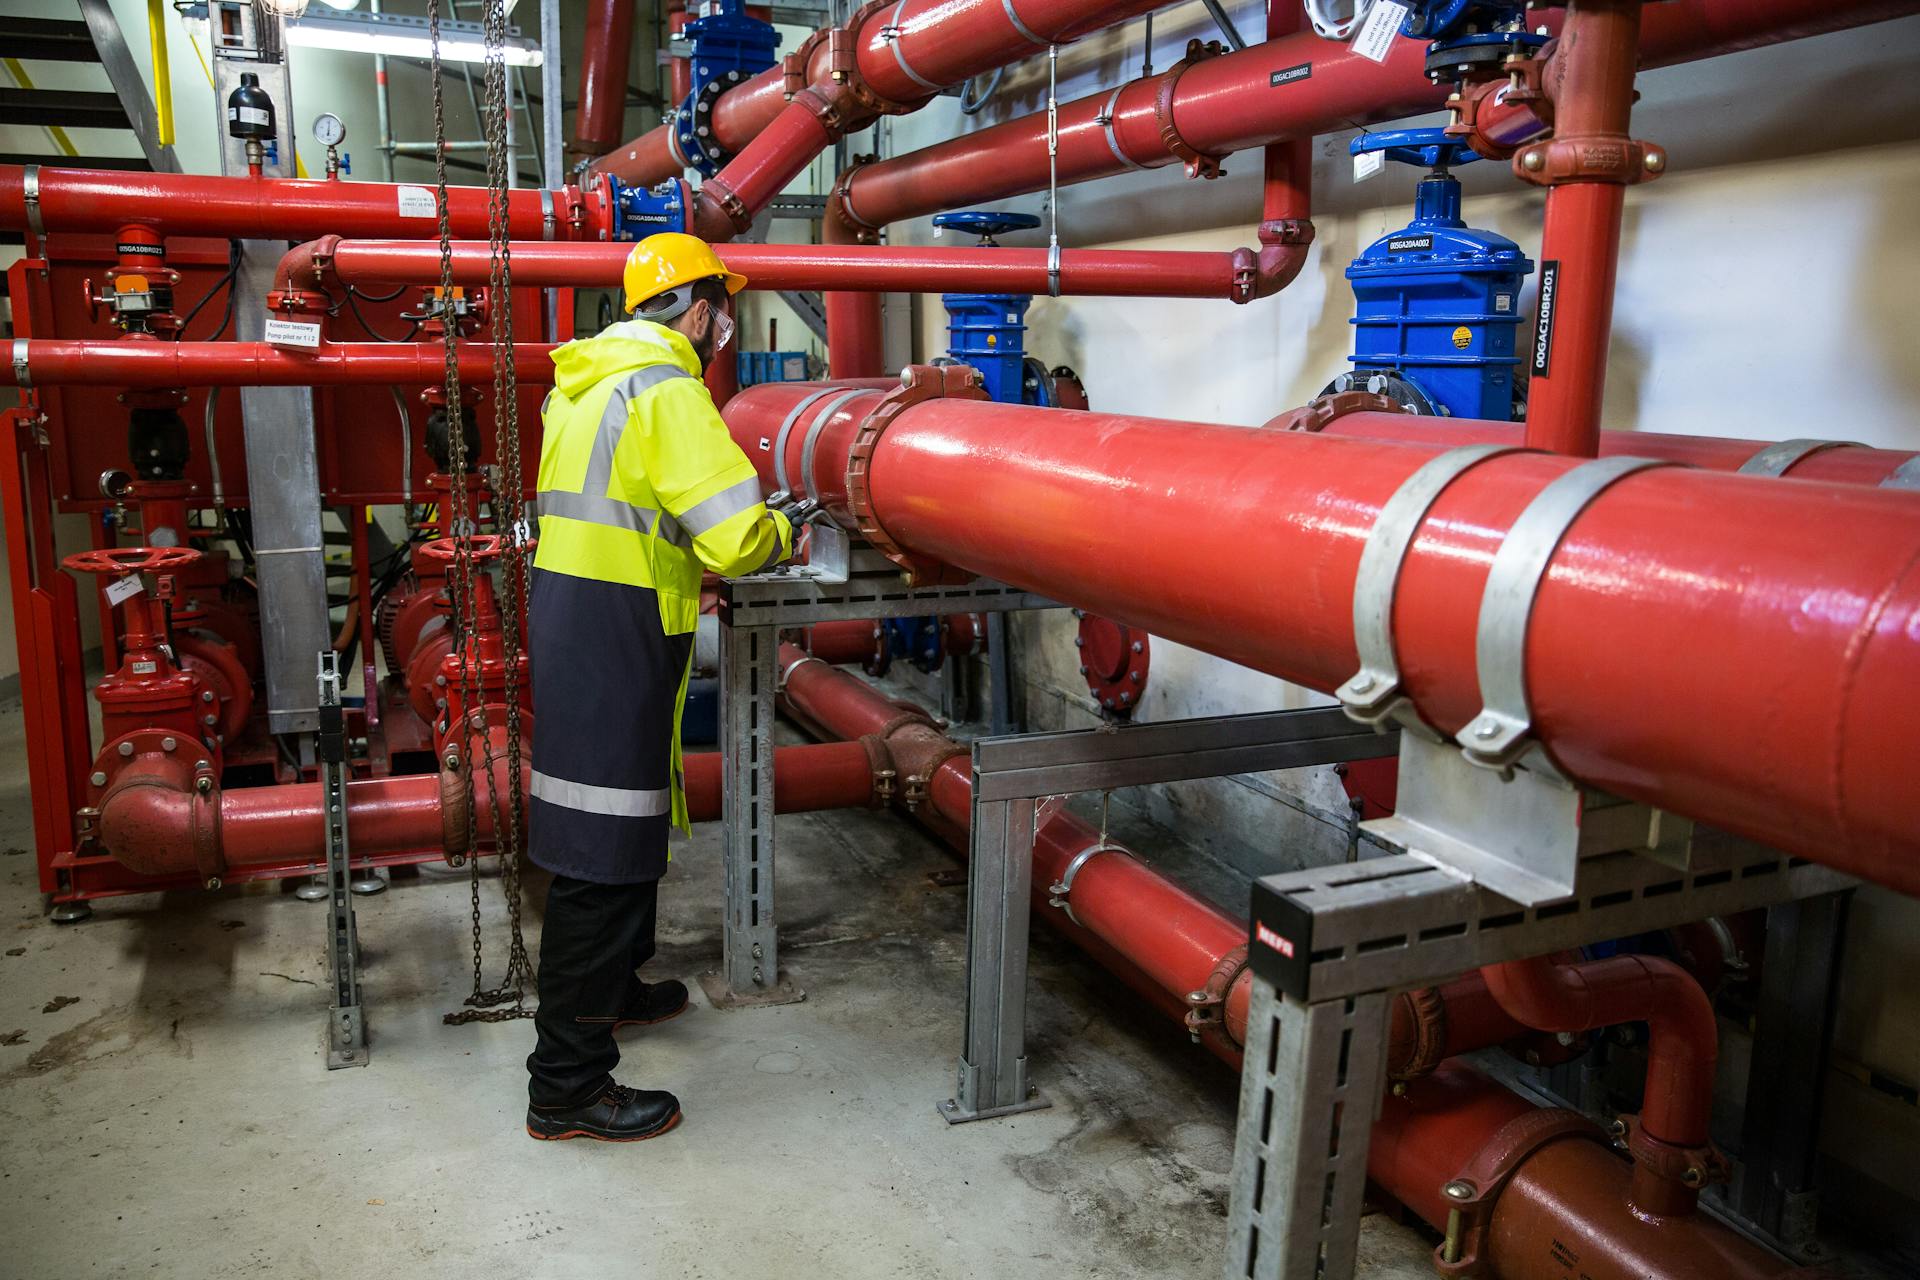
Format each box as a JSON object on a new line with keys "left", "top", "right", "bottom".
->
{"left": 826, "top": 0, "right": 1919, "bottom": 234}
{"left": 1309, "top": 412, "right": 1920, "bottom": 488}
{"left": 723, "top": 375, "right": 1920, "bottom": 895}
{"left": 592, "top": 0, "right": 1185, "bottom": 188}
{"left": 574, "top": 0, "right": 637, "bottom": 156}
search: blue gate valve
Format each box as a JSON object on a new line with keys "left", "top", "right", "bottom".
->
{"left": 932, "top": 210, "right": 1043, "bottom": 406}
{"left": 1336, "top": 128, "right": 1532, "bottom": 421}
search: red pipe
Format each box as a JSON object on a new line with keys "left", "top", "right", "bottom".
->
{"left": 1372, "top": 1064, "right": 1793, "bottom": 1279}
{"left": 691, "top": 89, "right": 852, "bottom": 242}
{"left": 2, "top": 340, "right": 559, "bottom": 388}
{"left": 823, "top": 208, "right": 886, "bottom": 379}
{"left": 829, "top": 0, "right": 1918, "bottom": 233}
{"left": 95, "top": 742, "right": 874, "bottom": 876}
{"left": 0, "top": 166, "right": 586, "bottom": 241}
{"left": 1481, "top": 952, "right": 1718, "bottom": 1212}
{"left": 1315, "top": 412, "right": 1920, "bottom": 488}
{"left": 575, "top": 0, "right": 637, "bottom": 156}
{"left": 724, "top": 380, "right": 1920, "bottom": 896}
{"left": 1522, "top": 0, "right": 1647, "bottom": 457}
{"left": 319, "top": 238, "right": 1258, "bottom": 298}
{"left": 667, "top": 0, "right": 691, "bottom": 104}
{"left": 592, "top": 0, "right": 1180, "bottom": 187}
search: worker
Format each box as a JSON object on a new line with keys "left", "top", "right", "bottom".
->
{"left": 523, "top": 233, "right": 792, "bottom": 1143}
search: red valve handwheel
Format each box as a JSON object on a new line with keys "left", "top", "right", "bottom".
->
{"left": 62, "top": 546, "right": 204, "bottom": 576}
{"left": 414, "top": 534, "right": 533, "bottom": 569}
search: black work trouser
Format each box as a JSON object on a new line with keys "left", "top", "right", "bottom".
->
{"left": 526, "top": 873, "right": 660, "bottom": 1109}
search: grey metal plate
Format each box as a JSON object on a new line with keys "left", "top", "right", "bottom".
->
{"left": 722, "top": 547, "right": 1058, "bottom": 626}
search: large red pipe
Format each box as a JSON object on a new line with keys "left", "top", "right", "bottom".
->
{"left": 320, "top": 238, "right": 1256, "bottom": 298}
{"left": 575, "top": 0, "right": 637, "bottom": 156}
{"left": 593, "top": 0, "right": 1181, "bottom": 187}
{"left": 830, "top": 0, "right": 1919, "bottom": 233}
{"left": 1314, "top": 412, "right": 1920, "bottom": 487}
{"left": 725, "top": 380, "right": 1920, "bottom": 896}
{"left": 0, "top": 166, "right": 584, "bottom": 241}
{"left": 1372, "top": 1064, "right": 1792, "bottom": 1280}
{"left": 823, "top": 206, "right": 886, "bottom": 379}
{"left": 2, "top": 340, "right": 559, "bottom": 388}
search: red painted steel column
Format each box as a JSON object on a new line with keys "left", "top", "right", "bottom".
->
{"left": 1313, "top": 412, "right": 1920, "bottom": 487}
{"left": 724, "top": 383, "right": 1920, "bottom": 895}
{"left": 575, "top": 0, "right": 637, "bottom": 156}
{"left": 1521, "top": 0, "right": 1647, "bottom": 457}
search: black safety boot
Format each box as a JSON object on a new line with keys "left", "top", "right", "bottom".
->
{"left": 526, "top": 1084, "right": 682, "bottom": 1142}
{"left": 615, "top": 978, "right": 689, "bottom": 1030}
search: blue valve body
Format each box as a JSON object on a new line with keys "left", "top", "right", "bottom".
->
{"left": 1346, "top": 170, "right": 1533, "bottom": 420}
{"left": 672, "top": 0, "right": 780, "bottom": 176}
{"left": 607, "top": 177, "right": 691, "bottom": 240}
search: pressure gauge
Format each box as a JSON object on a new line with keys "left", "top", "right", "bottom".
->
{"left": 312, "top": 112, "right": 346, "bottom": 148}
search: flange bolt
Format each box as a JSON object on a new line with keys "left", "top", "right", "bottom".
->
{"left": 1442, "top": 1180, "right": 1475, "bottom": 1202}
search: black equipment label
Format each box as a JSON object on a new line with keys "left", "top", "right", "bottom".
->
{"left": 1532, "top": 260, "right": 1560, "bottom": 376}
{"left": 1270, "top": 62, "right": 1312, "bottom": 87}
{"left": 1387, "top": 234, "right": 1433, "bottom": 254}
{"left": 116, "top": 242, "right": 166, "bottom": 258}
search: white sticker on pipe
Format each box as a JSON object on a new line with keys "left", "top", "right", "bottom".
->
{"left": 1352, "top": 0, "right": 1409, "bottom": 64}
{"left": 397, "top": 185, "right": 438, "bottom": 218}
{"left": 104, "top": 574, "right": 144, "bottom": 606}
{"left": 264, "top": 318, "right": 322, "bottom": 349}
{"left": 1354, "top": 149, "right": 1385, "bottom": 183}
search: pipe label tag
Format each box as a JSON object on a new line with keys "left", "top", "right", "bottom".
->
{"left": 264, "top": 318, "right": 323, "bottom": 349}
{"left": 104, "top": 574, "right": 144, "bottom": 606}
{"left": 1388, "top": 234, "right": 1433, "bottom": 254}
{"left": 1531, "top": 260, "right": 1560, "bottom": 376}
{"left": 1270, "top": 62, "right": 1312, "bottom": 88}
{"left": 397, "top": 185, "right": 437, "bottom": 218}
{"left": 1352, "top": 1, "right": 1409, "bottom": 64}
{"left": 1353, "top": 149, "right": 1385, "bottom": 182}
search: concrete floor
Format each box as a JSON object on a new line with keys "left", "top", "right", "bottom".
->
{"left": 0, "top": 693, "right": 1437, "bottom": 1279}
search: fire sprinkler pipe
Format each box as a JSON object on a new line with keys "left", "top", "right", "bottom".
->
{"left": 1521, "top": 0, "right": 1649, "bottom": 458}
{"left": 0, "top": 165, "right": 588, "bottom": 242}
{"left": 825, "top": 0, "right": 1919, "bottom": 235}
{"left": 794, "top": 614, "right": 987, "bottom": 667}
{"left": 724, "top": 377, "right": 1920, "bottom": 896}
{"left": 1481, "top": 952, "right": 1719, "bottom": 1214}
{"left": 1311, "top": 412, "right": 1920, "bottom": 488}
{"left": 575, "top": 0, "right": 637, "bottom": 156}
{"left": 313, "top": 237, "right": 1268, "bottom": 299}
{"left": 94, "top": 741, "right": 879, "bottom": 877}
{"left": 822, "top": 206, "right": 886, "bottom": 378}
{"left": 592, "top": 0, "right": 1184, "bottom": 188}
{"left": 1372, "top": 1063, "right": 1796, "bottom": 1280}
{"left": 1, "top": 340, "right": 560, "bottom": 389}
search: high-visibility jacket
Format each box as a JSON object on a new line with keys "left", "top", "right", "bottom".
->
{"left": 528, "top": 319, "right": 791, "bottom": 884}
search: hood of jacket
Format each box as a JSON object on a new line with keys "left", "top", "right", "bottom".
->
{"left": 549, "top": 318, "right": 701, "bottom": 401}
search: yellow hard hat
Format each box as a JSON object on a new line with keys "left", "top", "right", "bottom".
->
{"left": 622, "top": 232, "right": 748, "bottom": 315}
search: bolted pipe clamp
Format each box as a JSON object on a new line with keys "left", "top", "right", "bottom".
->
{"left": 1614, "top": 1112, "right": 1731, "bottom": 1194}
{"left": 1513, "top": 133, "right": 1666, "bottom": 187}
{"left": 1047, "top": 840, "right": 1118, "bottom": 928}
{"left": 1154, "top": 40, "right": 1231, "bottom": 180}
{"left": 844, "top": 365, "right": 989, "bottom": 586}
{"left": 1183, "top": 944, "right": 1249, "bottom": 1046}
{"left": 1431, "top": 1107, "right": 1608, "bottom": 1277}
{"left": 1736, "top": 437, "right": 1856, "bottom": 478}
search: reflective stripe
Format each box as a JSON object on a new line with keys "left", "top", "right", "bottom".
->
{"left": 542, "top": 364, "right": 693, "bottom": 535}
{"left": 678, "top": 475, "right": 764, "bottom": 537}
{"left": 531, "top": 769, "right": 672, "bottom": 818}
{"left": 751, "top": 523, "right": 789, "bottom": 573}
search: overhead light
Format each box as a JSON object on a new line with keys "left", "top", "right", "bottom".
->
{"left": 287, "top": 9, "right": 544, "bottom": 66}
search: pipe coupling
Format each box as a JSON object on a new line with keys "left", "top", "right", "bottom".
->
{"left": 1154, "top": 40, "right": 1232, "bottom": 180}
{"left": 440, "top": 747, "right": 472, "bottom": 861}
{"left": 844, "top": 365, "right": 988, "bottom": 586}
{"left": 857, "top": 732, "right": 897, "bottom": 807}
{"left": 1386, "top": 986, "right": 1450, "bottom": 1083}
{"left": 1184, "top": 944, "right": 1249, "bottom": 1047}
{"left": 1612, "top": 1113, "right": 1730, "bottom": 1194}
{"left": 1431, "top": 1107, "right": 1608, "bottom": 1277}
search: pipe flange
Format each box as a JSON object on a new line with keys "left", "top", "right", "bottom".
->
{"left": 1513, "top": 133, "right": 1667, "bottom": 187}
{"left": 844, "top": 365, "right": 989, "bottom": 586}
{"left": 1154, "top": 40, "right": 1231, "bottom": 180}
{"left": 1260, "top": 390, "right": 1401, "bottom": 433}
{"left": 676, "top": 70, "right": 753, "bottom": 178}
{"left": 1613, "top": 1113, "right": 1731, "bottom": 1192}
{"left": 1183, "top": 943, "right": 1249, "bottom": 1047}
{"left": 1387, "top": 986, "right": 1450, "bottom": 1083}
{"left": 1431, "top": 1107, "right": 1608, "bottom": 1277}
{"left": 439, "top": 747, "right": 472, "bottom": 861}
{"left": 857, "top": 731, "right": 896, "bottom": 807}
{"left": 1047, "top": 840, "right": 1117, "bottom": 928}
{"left": 188, "top": 759, "right": 224, "bottom": 887}
{"left": 1075, "top": 611, "right": 1149, "bottom": 719}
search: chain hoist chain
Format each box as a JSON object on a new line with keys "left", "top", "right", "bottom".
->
{"left": 478, "top": 0, "right": 534, "bottom": 1010}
